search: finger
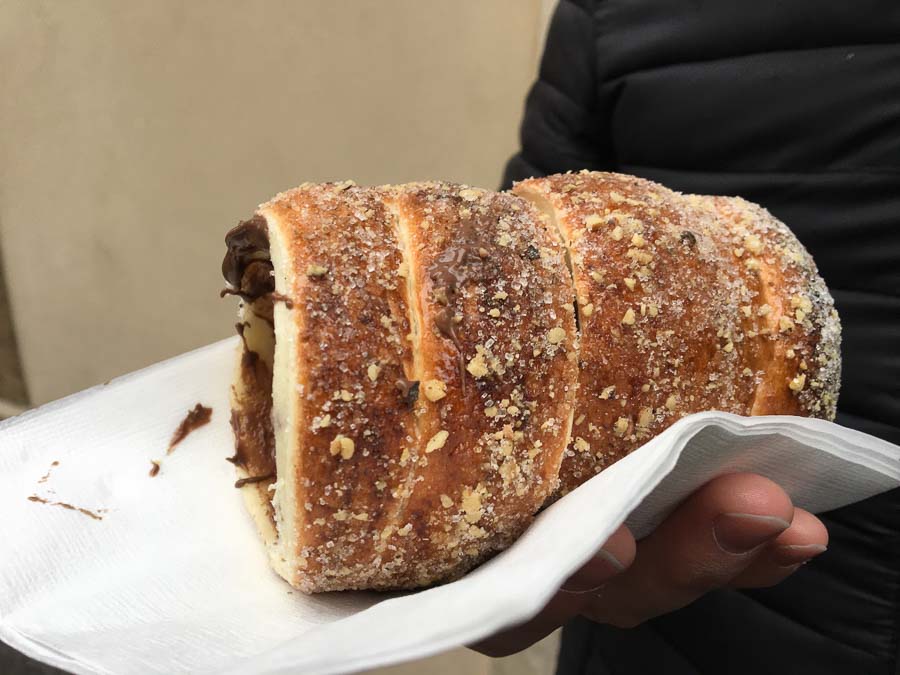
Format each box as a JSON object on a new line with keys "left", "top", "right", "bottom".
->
{"left": 559, "top": 523, "right": 637, "bottom": 593}
{"left": 471, "top": 524, "right": 635, "bottom": 657}
{"left": 728, "top": 508, "right": 828, "bottom": 588}
{"left": 583, "top": 473, "right": 793, "bottom": 628}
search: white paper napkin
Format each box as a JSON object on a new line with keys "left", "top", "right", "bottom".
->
{"left": 1, "top": 338, "right": 898, "bottom": 675}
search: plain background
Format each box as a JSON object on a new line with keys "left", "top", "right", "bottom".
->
{"left": 0, "top": 1, "right": 561, "bottom": 673}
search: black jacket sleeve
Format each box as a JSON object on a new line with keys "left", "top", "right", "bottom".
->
{"left": 502, "top": 0, "right": 609, "bottom": 188}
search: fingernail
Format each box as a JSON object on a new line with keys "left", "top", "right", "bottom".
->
{"left": 560, "top": 549, "right": 625, "bottom": 594}
{"left": 713, "top": 513, "right": 791, "bottom": 554}
{"left": 772, "top": 544, "right": 827, "bottom": 568}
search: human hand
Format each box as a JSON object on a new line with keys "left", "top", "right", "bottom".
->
{"left": 471, "top": 473, "right": 828, "bottom": 657}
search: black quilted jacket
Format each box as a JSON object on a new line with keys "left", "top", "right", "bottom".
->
{"left": 502, "top": 1, "right": 900, "bottom": 673}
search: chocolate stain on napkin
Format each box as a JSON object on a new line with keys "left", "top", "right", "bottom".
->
{"left": 37, "top": 460, "right": 59, "bottom": 484}
{"left": 167, "top": 403, "right": 213, "bottom": 454}
{"left": 27, "top": 495, "right": 105, "bottom": 521}
{"left": 28, "top": 460, "right": 106, "bottom": 521}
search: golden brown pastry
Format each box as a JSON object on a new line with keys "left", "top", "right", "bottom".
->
{"left": 513, "top": 172, "right": 840, "bottom": 492}
{"left": 222, "top": 172, "right": 840, "bottom": 592}
{"left": 224, "top": 181, "right": 577, "bottom": 592}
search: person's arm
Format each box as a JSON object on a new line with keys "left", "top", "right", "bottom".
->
{"left": 471, "top": 472, "right": 828, "bottom": 656}
{"left": 502, "top": 0, "right": 612, "bottom": 187}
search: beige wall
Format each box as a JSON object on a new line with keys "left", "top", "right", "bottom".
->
{"left": 0, "top": 0, "right": 550, "bottom": 404}
{"left": 0, "top": 1, "right": 560, "bottom": 673}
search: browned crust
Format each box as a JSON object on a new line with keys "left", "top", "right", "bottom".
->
{"left": 698, "top": 195, "right": 840, "bottom": 419}
{"left": 513, "top": 172, "right": 840, "bottom": 493}
{"left": 254, "top": 182, "right": 577, "bottom": 591}
{"left": 259, "top": 182, "right": 418, "bottom": 591}
{"left": 226, "top": 172, "right": 840, "bottom": 591}
{"left": 377, "top": 183, "right": 578, "bottom": 588}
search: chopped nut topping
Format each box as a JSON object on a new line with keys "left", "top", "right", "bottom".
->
{"left": 484, "top": 406, "right": 499, "bottom": 417}
{"left": 624, "top": 277, "right": 636, "bottom": 290}
{"left": 399, "top": 447, "right": 411, "bottom": 465}
{"left": 330, "top": 435, "right": 355, "bottom": 460}
{"left": 665, "top": 394, "right": 678, "bottom": 411}
{"left": 613, "top": 417, "right": 630, "bottom": 436}
{"left": 547, "top": 326, "right": 567, "bottom": 344}
{"left": 397, "top": 523, "right": 413, "bottom": 536}
{"left": 792, "top": 295, "right": 813, "bottom": 313}
{"left": 339, "top": 389, "right": 353, "bottom": 402}
{"left": 744, "top": 234, "right": 763, "bottom": 254}
{"left": 637, "top": 407, "right": 654, "bottom": 428}
{"left": 723, "top": 341, "right": 734, "bottom": 353}
{"left": 779, "top": 316, "right": 795, "bottom": 332}
{"left": 621, "top": 308, "right": 636, "bottom": 325}
{"left": 423, "top": 379, "right": 447, "bottom": 402}
{"left": 333, "top": 510, "right": 349, "bottom": 521}
{"left": 380, "top": 315, "right": 393, "bottom": 328}
{"left": 627, "top": 248, "right": 653, "bottom": 264}
{"left": 488, "top": 308, "right": 501, "bottom": 318}
{"left": 631, "top": 233, "right": 646, "bottom": 247}
{"left": 610, "top": 226, "right": 624, "bottom": 241}
{"left": 574, "top": 437, "right": 590, "bottom": 453}
{"left": 733, "top": 247, "right": 745, "bottom": 258}
{"left": 742, "top": 367, "right": 753, "bottom": 377}
{"left": 498, "top": 233, "right": 512, "bottom": 247}
{"left": 316, "top": 413, "right": 332, "bottom": 429}
{"left": 582, "top": 303, "right": 594, "bottom": 317}
{"left": 459, "top": 188, "right": 481, "bottom": 201}
{"left": 367, "top": 363, "right": 381, "bottom": 382}
{"left": 786, "top": 348, "right": 796, "bottom": 358}
{"left": 648, "top": 304, "right": 659, "bottom": 317}
{"left": 600, "top": 385, "right": 615, "bottom": 399}
{"left": 397, "top": 261, "right": 409, "bottom": 278}
{"left": 789, "top": 373, "right": 807, "bottom": 392}
{"left": 306, "top": 264, "right": 328, "bottom": 277}
{"left": 493, "top": 290, "right": 508, "bottom": 300}
{"left": 467, "top": 351, "right": 489, "bottom": 378}
{"left": 741, "top": 305, "right": 752, "bottom": 318}
{"left": 584, "top": 214, "right": 602, "bottom": 229}
{"left": 757, "top": 304, "right": 772, "bottom": 317}
{"left": 745, "top": 257, "right": 761, "bottom": 271}
{"left": 461, "top": 487, "right": 483, "bottom": 524}
{"left": 795, "top": 309, "right": 806, "bottom": 322}
{"left": 440, "top": 494, "right": 454, "bottom": 508}
{"left": 575, "top": 413, "right": 586, "bottom": 426}
{"left": 426, "top": 430, "right": 450, "bottom": 453}
{"left": 590, "top": 270, "right": 605, "bottom": 283}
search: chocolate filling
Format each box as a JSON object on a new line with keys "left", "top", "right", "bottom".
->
{"left": 221, "top": 216, "right": 277, "bottom": 301}
{"left": 428, "top": 216, "right": 499, "bottom": 388}
{"left": 222, "top": 216, "right": 279, "bottom": 509}
{"left": 167, "top": 403, "right": 213, "bottom": 453}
